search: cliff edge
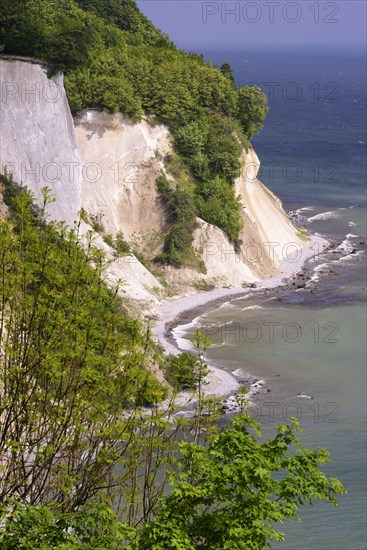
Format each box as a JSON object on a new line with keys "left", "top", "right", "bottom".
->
{"left": 0, "top": 57, "right": 303, "bottom": 310}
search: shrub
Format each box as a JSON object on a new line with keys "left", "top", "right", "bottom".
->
{"left": 89, "top": 211, "right": 105, "bottom": 233}
{"left": 196, "top": 177, "right": 243, "bottom": 242}
{"left": 176, "top": 121, "right": 208, "bottom": 156}
{"left": 237, "top": 85, "right": 269, "bottom": 139}
{"left": 156, "top": 175, "right": 197, "bottom": 267}
{"left": 164, "top": 352, "right": 199, "bottom": 390}
{"left": 114, "top": 230, "right": 131, "bottom": 254}
{"left": 103, "top": 233, "right": 114, "bottom": 247}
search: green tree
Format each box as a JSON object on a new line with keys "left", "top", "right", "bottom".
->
{"left": 176, "top": 122, "right": 208, "bottom": 157}
{"left": 237, "top": 85, "right": 269, "bottom": 139}
{"left": 0, "top": 183, "right": 165, "bottom": 512}
{"left": 155, "top": 180, "right": 198, "bottom": 267}
{"left": 220, "top": 62, "right": 235, "bottom": 84}
{"left": 75, "top": 0, "right": 170, "bottom": 46}
{"left": 0, "top": 416, "right": 346, "bottom": 550}
{"left": 0, "top": 261, "right": 346, "bottom": 550}
{"left": 0, "top": 499, "right": 135, "bottom": 549}
{"left": 139, "top": 415, "right": 346, "bottom": 550}
{"left": 197, "top": 177, "right": 243, "bottom": 242}
{"left": 0, "top": 0, "right": 98, "bottom": 69}
{"left": 205, "top": 116, "right": 242, "bottom": 183}
{"left": 164, "top": 352, "right": 200, "bottom": 390}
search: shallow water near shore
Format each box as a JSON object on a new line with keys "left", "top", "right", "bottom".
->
{"left": 179, "top": 232, "right": 366, "bottom": 549}
{"left": 177, "top": 48, "right": 366, "bottom": 549}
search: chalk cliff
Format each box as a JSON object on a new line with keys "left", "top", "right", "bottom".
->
{"left": 0, "top": 57, "right": 303, "bottom": 310}
{"left": 0, "top": 56, "right": 81, "bottom": 226}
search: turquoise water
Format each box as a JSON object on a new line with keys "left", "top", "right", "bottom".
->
{"left": 182, "top": 48, "right": 367, "bottom": 549}
{"left": 191, "top": 298, "right": 366, "bottom": 548}
{"left": 189, "top": 291, "right": 366, "bottom": 549}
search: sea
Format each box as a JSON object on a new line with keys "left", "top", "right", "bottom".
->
{"left": 177, "top": 47, "right": 366, "bottom": 549}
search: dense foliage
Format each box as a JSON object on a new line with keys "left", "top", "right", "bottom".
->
{"left": 155, "top": 173, "right": 199, "bottom": 268}
{"left": 0, "top": 0, "right": 268, "bottom": 266}
{"left": 0, "top": 176, "right": 166, "bottom": 509}
{"left": 0, "top": 183, "right": 345, "bottom": 547}
{"left": 138, "top": 417, "right": 345, "bottom": 550}
{"left": 0, "top": 5, "right": 344, "bottom": 547}
{"left": 0, "top": 0, "right": 98, "bottom": 68}
{"left": 163, "top": 352, "right": 200, "bottom": 390}
{"left": 238, "top": 85, "right": 269, "bottom": 139}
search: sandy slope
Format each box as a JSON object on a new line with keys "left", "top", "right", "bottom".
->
{"left": 235, "top": 149, "right": 303, "bottom": 274}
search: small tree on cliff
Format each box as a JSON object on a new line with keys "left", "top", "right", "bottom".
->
{"left": 238, "top": 85, "right": 269, "bottom": 139}
{"left": 220, "top": 62, "right": 236, "bottom": 84}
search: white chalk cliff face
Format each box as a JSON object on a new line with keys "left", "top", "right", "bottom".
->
{"left": 0, "top": 57, "right": 303, "bottom": 307}
{"left": 0, "top": 57, "right": 81, "bottom": 226}
{"left": 74, "top": 110, "right": 171, "bottom": 252}
{"left": 235, "top": 149, "right": 303, "bottom": 274}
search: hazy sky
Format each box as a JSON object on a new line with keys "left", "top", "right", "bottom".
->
{"left": 137, "top": 0, "right": 366, "bottom": 50}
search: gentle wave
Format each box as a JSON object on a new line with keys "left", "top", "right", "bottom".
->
{"left": 218, "top": 302, "right": 236, "bottom": 310}
{"left": 335, "top": 234, "right": 358, "bottom": 253}
{"left": 172, "top": 318, "right": 201, "bottom": 352}
{"left": 307, "top": 211, "right": 339, "bottom": 222}
{"left": 338, "top": 251, "right": 364, "bottom": 262}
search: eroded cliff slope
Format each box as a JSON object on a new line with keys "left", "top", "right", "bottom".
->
{"left": 0, "top": 57, "right": 303, "bottom": 309}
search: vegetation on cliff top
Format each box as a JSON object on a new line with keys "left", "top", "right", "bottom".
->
{"left": 0, "top": 0, "right": 268, "bottom": 266}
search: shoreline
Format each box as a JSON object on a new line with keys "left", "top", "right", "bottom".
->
{"left": 151, "top": 233, "right": 330, "bottom": 403}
